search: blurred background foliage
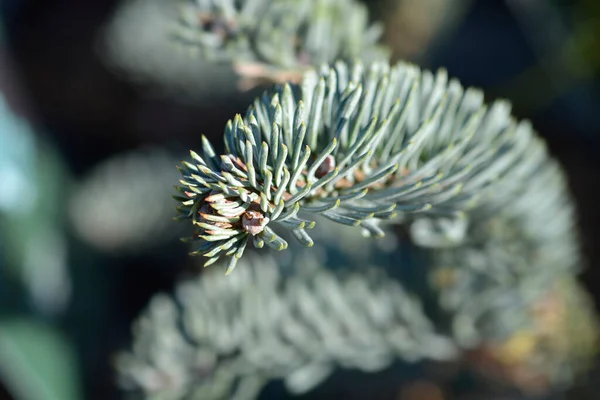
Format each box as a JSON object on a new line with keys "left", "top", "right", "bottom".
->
{"left": 1, "top": 0, "right": 600, "bottom": 399}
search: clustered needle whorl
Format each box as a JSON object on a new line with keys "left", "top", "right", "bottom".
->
{"left": 174, "top": 0, "right": 388, "bottom": 87}
{"left": 175, "top": 60, "right": 569, "bottom": 274}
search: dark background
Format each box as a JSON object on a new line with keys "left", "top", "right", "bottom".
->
{"left": 1, "top": 0, "right": 599, "bottom": 399}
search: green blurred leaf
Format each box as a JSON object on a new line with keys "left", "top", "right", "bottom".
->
{"left": 0, "top": 318, "right": 82, "bottom": 400}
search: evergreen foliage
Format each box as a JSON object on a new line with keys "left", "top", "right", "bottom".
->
{"left": 114, "top": 0, "right": 599, "bottom": 399}
{"left": 174, "top": 60, "right": 578, "bottom": 276}
{"left": 117, "top": 220, "right": 598, "bottom": 399}
{"left": 174, "top": 0, "right": 388, "bottom": 87}
{"left": 116, "top": 241, "right": 458, "bottom": 400}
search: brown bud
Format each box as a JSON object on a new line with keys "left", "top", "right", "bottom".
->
{"left": 315, "top": 155, "right": 335, "bottom": 178}
{"left": 242, "top": 210, "right": 269, "bottom": 236}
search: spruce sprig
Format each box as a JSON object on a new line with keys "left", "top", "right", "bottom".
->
{"left": 116, "top": 249, "right": 458, "bottom": 399}
{"left": 174, "top": 0, "right": 388, "bottom": 88}
{"left": 175, "top": 60, "right": 556, "bottom": 273}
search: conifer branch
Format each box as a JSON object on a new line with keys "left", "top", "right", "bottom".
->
{"left": 175, "top": 60, "right": 562, "bottom": 273}
{"left": 116, "top": 249, "right": 457, "bottom": 400}
{"left": 114, "top": 0, "right": 599, "bottom": 397}
{"left": 173, "top": 0, "right": 389, "bottom": 88}
{"left": 117, "top": 222, "right": 598, "bottom": 398}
